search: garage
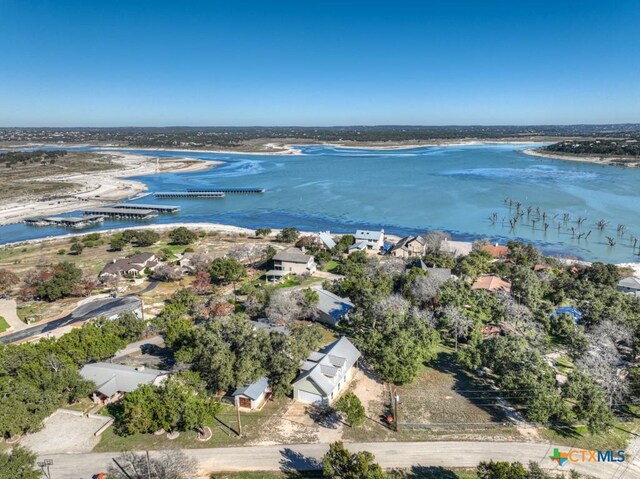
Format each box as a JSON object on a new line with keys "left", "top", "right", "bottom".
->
{"left": 295, "top": 389, "right": 325, "bottom": 404}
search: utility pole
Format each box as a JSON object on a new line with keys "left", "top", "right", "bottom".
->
{"left": 393, "top": 388, "right": 400, "bottom": 432}
{"left": 146, "top": 450, "right": 152, "bottom": 479}
{"left": 236, "top": 403, "right": 243, "bottom": 437}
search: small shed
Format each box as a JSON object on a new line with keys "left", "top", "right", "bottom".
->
{"left": 232, "top": 376, "right": 270, "bottom": 411}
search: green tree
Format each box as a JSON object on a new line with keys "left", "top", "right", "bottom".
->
{"left": 275, "top": 227, "right": 300, "bottom": 243}
{"left": 0, "top": 446, "right": 41, "bottom": 479}
{"left": 33, "top": 261, "right": 83, "bottom": 301}
{"left": 335, "top": 392, "right": 366, "bottom": 427}
{"left": 477, "top": 460, "right": 527, "bottom": 479}
{"left": 563, "top": 370, "right": 613, "bottom": 433}
{"left": 169, "top": 227, "right": 198, "bottom": 245}
{"left": 323, "top": 441, "right": 385, "bottom": 479}
{"left": 109, "top": 235, "right": 127, "bottom": 251}
{"left": 255, "top": 228, "right": 272, "bottom": 237}
{"left": 208, "top": 257, "right": 247, "bottom": 284}
{"left": 133, "top": 229, "right": 161, "bottom": 247}
{"left": 70, "top": 242, "right": 84, "bottom": 255}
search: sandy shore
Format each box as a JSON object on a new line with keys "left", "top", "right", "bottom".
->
{"left": 522, "top": 148, "right": 640, "bottom": 167}
{"left": 0, "top": 153, "right": 219, "bottom": 226}
{"left": 322, "top": 140, "right": 543, "bottom": 150}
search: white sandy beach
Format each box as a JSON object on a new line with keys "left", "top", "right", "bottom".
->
{"left": 0, "top": 153, "right": 219, "bottom": 226}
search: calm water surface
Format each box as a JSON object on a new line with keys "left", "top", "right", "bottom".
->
{"left": 2, "top": 143, "right": 639, "bottom": 262}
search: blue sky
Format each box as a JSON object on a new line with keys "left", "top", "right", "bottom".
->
{"left": 1, "top": 0, "right": 639, "bottom": 126}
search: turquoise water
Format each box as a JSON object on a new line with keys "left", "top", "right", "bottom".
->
{"left": 2, "top": 143, "right": 640, "bottom": 262}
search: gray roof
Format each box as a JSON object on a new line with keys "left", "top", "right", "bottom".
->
{"left": 312, "top": 286, "right": 354, "bottom": 321}
{"left": 318, "top": 231, "right": 336, "bottom": 249}
{"left": 348, "top": 240, "right": 368, "bottom": 251}
{"left": 273, "top": 247, "right": 313, "bottom": 264}
{"left": 619, "top": 276, "right": 640, "bottom": 290}
{"left": 233, "top": 376, "right": 269, "bottom": 400}
{"left": 293, "top": 337, "right": 361, "bottom": 397}
{"left": 80, "top": 363, "right": 166, "bottom": 397}
{"left": 86, "top": 207, "right": 156, "bottom": 215}
{"left": 354, "top": 230, "right": 383, "bottom": 242}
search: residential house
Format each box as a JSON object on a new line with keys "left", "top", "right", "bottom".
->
{"left": 232, "top": 376, "right": 271, "bottom": 411}
{"left": 482, "top": 244, "right": 509, "bottom": 260}
{"left": 317, "top": 231, "right": 336, "bottom": 250}
{"left": 271, "top": 247, "right": 316, "bottom": 275}
{"left": 618, "top": 276, "right": 640, "bottom": 297}
{"left": 440, "top": 239, "right": 472, "bottom": 257}
{"left": 292, "top": 337, "right": 361, "bottom": 404}
{"left": 348, "top": 240, "right": 368, "bottom": 254}
{"left": 80, "top": 363, "right": 168, "bottom": 404}
{"left": 311, "top": 286, "right": 354, "bottom": 327}
{"left": 413, "top": 259, "right": 453, "bottom": 281}
{"left": 99, "top": 253, "right": 158, "bottom": 282}
{"left": 179, "top": 251, "right": 214, "bottom": 274}
{"left": 471, "top": 275, "right": 512, "bottom": 293}
{"left": 354, "top": 229, "right": 385, "bottom": 251}
{"left": 390, "top": 235, "right": 427, "bottom": 258}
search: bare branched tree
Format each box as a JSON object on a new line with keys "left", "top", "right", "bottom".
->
{"left": 108, "top": 450, "right": 197, "bottom": 479}
{"left": 443, "top": 305, "right": 473, "bottom": 351}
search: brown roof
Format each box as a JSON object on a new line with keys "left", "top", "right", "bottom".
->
{"left": 273, "top": 247, "right": 313, "bottom": 264}
{"left": 471, "top": 275, "right": 511, "bottom": 293}
{"left": 534, "top": 264, "right": 553, "bottom": 272}
{"left": 100, "top": 253, "right": 156, "bottom": 277}
{"left": 482, "top": 245, "right": 509, "bottom": 259}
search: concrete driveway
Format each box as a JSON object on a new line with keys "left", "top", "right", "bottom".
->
{"left": 0, "top": 298, "right": 26, "bottom": 333}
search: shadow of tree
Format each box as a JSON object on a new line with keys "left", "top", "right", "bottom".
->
{"left": 306, "top": 404, "right": 342, "bottom": 429}
{"left": 279, "top": 448, "right": 322, "bottom": 478}
{"left": 407, "top": 465, "right": 462, "bottom": 478}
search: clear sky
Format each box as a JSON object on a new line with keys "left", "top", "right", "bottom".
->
{"left": 1, "top": 0, "right": 639, "bottom": 126}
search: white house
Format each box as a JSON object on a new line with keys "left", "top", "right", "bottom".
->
{"left": 618, "top": 276, "right": 640, "bottom": 297}
{"left": 292, "top": 337, "right": 361, "bottom": 404}
{"left": 354, "top": 229, "right": 385, "bottom": 250}
{"left": 232, "top": 376, "right": 270, "bottom": 411}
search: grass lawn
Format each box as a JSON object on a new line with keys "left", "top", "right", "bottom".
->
{"left": 540, "top": 419, "right": 639, "bottom": 451}
{"left": 94, "top": 398, "right": 289, "bottom": 452}
{"left": 322, "top": 260, "right": 339, "bottom": 273}
{"left": 0, "top": 316, "right": 9, "bottom": 333}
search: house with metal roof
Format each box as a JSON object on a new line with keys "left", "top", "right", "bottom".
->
{"left": 318, "top": 231, "right": 336, "bottom": 250}
{"left": 354, "top": 229, "right": 385, "bottom": 250}
{"left": 292, "top": 337, "right": 361, "bottom": 404}
{"left": 348, "top": 240, "right": 368, "bottom": 254}
{"left": 271, "top": 247, "right": 316, "bottom": 275}
{"left": 618, "top": 276, "right": 640, "bottom": 297}
{"left": 80, "top": 362, "right": 168, "bottom": 404}
{"left": 311, "top": 286, "right": 354, "bottom": 327}
{"left": 232, "top": 376, "right": 271, "bottom": 410}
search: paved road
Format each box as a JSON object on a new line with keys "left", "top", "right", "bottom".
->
{"left": 38, "top": 441, "right": 640, "bottom": 478}
{"left": 0, "top": 298, "right": 26, "bottom": 332}
{"left": 112, "top": 334, "right": 164, "bottom": 358}
{"left": 0, "top": 296, "right": 141, "bottom": 344}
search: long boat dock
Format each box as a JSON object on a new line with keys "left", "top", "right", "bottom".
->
{"left": 154, "top": 191, "right": 225, "bottom": 198}
{"left": 82, "top": 207, "right": 158, "bottom": 219}
{"left": 187, "top": 187, "right": 265, "bottom": 194}
{"left": 113, "top": 203, "right": 180, "bottom": 213}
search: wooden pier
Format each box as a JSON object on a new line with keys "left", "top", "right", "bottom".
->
{"left": 113, "top": 203, "right": 181, "bottom": 213}
{"left": 154, "top": 191, "right": 225, "bottom": 198}
{"left": 187, "top": 187, "right": 265, "bottom": 194}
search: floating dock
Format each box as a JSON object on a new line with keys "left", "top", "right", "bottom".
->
{"left": 24, "top": 215, "right": 105, "bottom": 228}
{"left": 154, "top": 191, "right": 225, "bottom": 198}
{"left": 113, "top": 203, "right": 180, "bottom": 213}
{"left": 187, "top": 187, "right": 265, "bottom": 194}
{"left": 82, "top": 207, "right": 158, "bottom": 219}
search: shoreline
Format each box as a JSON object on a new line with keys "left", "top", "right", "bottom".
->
{"left": 0, "top": 153, "right": 219, "bottom": 226}
{"left": 1, "top": 220, "right": 638, "bottom": 272}
{"left": 522, "top": 148, "right": 640, "bottom": 167}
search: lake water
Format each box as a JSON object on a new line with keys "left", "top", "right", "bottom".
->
{"left": 2, "top": 143, "right": 640, "bottom": 263}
